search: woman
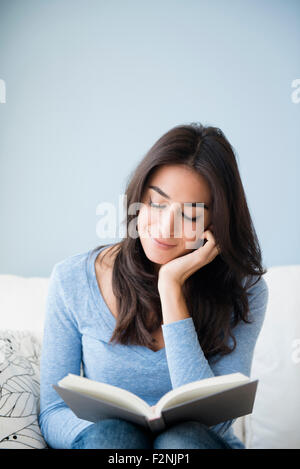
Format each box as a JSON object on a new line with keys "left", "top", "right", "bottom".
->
{"left": 39, "top": 123, "right": 268, "bottom": 449}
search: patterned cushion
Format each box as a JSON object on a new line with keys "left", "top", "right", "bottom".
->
{"left": 0, "top": 330, "right": 47, "bottom": 448}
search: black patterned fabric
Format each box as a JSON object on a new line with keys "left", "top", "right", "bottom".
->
{"left": 0, "top": 330, "right": 47, "bottom": 448}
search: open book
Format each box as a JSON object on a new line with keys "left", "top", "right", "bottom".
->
{"left": 53, "top": 372, "right": 258, "bottom": 433}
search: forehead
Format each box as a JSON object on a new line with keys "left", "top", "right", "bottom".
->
{"left": 146, "top": 164, "right": 211, "bottom": 204}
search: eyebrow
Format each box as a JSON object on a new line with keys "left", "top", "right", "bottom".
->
{"left": 148, "top": 185, "right": 209, "bottom": 210}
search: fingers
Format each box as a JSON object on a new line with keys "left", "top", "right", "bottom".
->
{"left": 201, "top": 226, "right": 221, "bottom": 255}
{"left": 201, "top": 229, "right": 215, "bottom": 243}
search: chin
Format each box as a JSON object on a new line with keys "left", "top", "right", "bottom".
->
{"left": 140, "top": 238, "right": 177, "bottom": 263}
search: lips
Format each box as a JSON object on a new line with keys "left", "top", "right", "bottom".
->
{"left": 153, "top": 238, "right": 176, "bottom": 246}
{"left": 151, "top": 238, "right": 177, "bottom": 249}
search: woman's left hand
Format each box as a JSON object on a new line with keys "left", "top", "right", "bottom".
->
{"left": 158, "top": 225, "right": 221, "bottom": 289}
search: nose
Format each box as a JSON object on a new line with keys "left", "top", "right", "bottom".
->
{"left": 159, "top": 203, "right": 182, "bottom": 239}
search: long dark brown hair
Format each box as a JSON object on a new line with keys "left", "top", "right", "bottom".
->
{"left": 92, "top": 123, "right": 267, "bottom": 359}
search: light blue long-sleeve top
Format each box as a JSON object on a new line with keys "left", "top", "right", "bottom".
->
{"left": 38, "top": 244, "right": 269, "bottom": 449}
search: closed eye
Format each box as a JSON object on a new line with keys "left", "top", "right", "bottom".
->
{"left": 148, "top": 198, "right": 200, "bottom": 222}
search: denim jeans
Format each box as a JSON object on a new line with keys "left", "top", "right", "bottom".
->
{"left": 70, "top": 418, "right": 241, "bottom": 449}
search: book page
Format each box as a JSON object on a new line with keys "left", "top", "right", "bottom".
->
{"left": 58, "top": 374, "right": 151, "bottom": 416}
{"left": 155, "top": 372, "right": 249, "bottom": 414}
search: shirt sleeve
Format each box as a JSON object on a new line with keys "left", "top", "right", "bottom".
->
{"left": 38, "top": 264, "right": 92, "bottom": 449}
{"left": 161, "top": 275, "right": 269, "bottom": 436}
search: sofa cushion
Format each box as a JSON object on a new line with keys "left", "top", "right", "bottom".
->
{"left": 0, "top": 330, "right": 47, "bottom": 448}
{"left": 0, "top": 275, "right": 49, "bottom": 343}
{"left": 245, "top": 265, "right": 300, "bottom": 449}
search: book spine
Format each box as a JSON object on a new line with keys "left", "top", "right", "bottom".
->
{"left": 146, "top": 417, "right": 166, "bottom": 433}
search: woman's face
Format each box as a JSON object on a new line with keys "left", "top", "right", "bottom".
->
{"left": 137, "top": 164, "right": 212, "bottom": 271}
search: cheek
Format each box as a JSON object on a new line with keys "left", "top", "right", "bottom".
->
{"left": 137, "top": 207, "right": 152, "bottom": 234}
{"left": 182, "top": 219, "right": 204, "bottom": 241}
{"left": 182, "top": 226, "right": 196, "bottom": 241}
{"left": 139, "top": 206, "right": 160, "bottom": 227}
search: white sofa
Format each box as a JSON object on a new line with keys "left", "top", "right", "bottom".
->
{"left": 0, "top": 265, "right": 300, "bottom": 449}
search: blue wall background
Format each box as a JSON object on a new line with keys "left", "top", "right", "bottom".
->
{"left": 0, "top": 0, "right": 299, "bottom": 277}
